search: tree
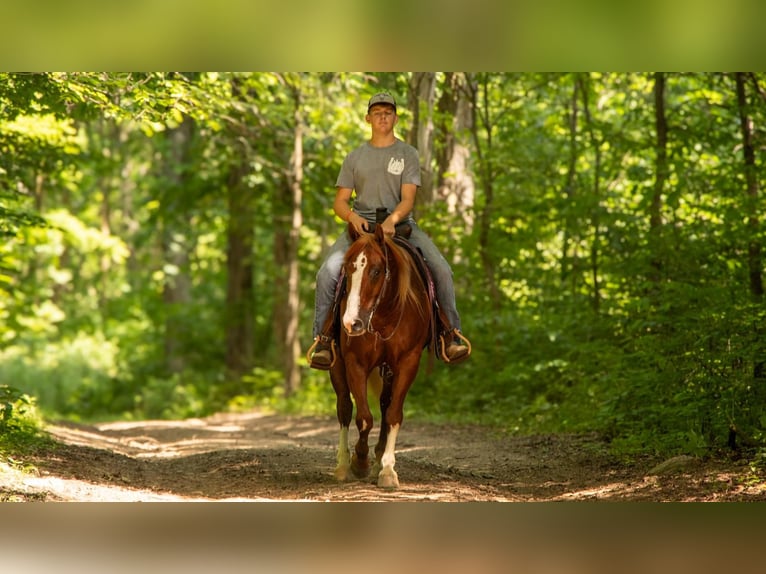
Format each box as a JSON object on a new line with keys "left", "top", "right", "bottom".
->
{"left": 407, "top": 72, "right": 437, "bottom": 207}
{"left": 649, "top": 71, "right": 668, "bottom": 286}
{"left": 158, "top": 115, "right": 196, "bottom": 375}
{"left": 224, "top": 77, "right": 256, "bottom": 382}
{"left": 465, "top": 74, "right": 500, "bottom": 313}
{"left": 735, "top": 72, "right": 763, "bottom": 299}
{"left": 270, "top": 73, "right": 306, "bottom": 396}
{"left": 434, "top": 72, "right": 475, "bottom": 230}
{"left": 577, "top": 73, "right": 605, "bottom": 312}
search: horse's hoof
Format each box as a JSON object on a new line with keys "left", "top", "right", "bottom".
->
{"left": 350, "top": 455, "right": 370, "bottom": 479}
{"left": 334, "top": 465, "right": 350, "bottom": 481}
{"left": 352, "top": 466, "right": 370, "bottom": 479}
{"left": 377, "top": 469, "right": 399, "bottom": 489}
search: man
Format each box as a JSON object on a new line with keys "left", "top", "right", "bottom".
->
{"left": 309, "top": 92, "right": 470, "bottom": 369}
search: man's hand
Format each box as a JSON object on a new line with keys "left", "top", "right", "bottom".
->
{"left": 349, "top": 212, "right": 369, "bottom": 234}
{"left": 380, "top": 217, "right": 396, "bottom": 237}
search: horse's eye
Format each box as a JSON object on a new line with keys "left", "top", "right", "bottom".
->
{"left": 370, "top": 267, "right": 381, "bottom": 279}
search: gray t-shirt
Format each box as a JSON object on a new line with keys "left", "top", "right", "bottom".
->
{"left": 335, "top": 138, "right": 421, "bottom": 223}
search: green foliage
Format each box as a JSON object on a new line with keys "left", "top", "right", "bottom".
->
{"left": 1, "top": 71, "right": 765, "bottom": 467}
{"left": 601, "top": 294, "right": 766, "bottom": 457}
{"left": 0, "top": 385, "right": 30, "bottom": 432}
{"left": 131, "top": 373, "right": 213, "bottom": 420}
{"left": 227, "top": 367, "right": 335, "bottom": 417}
{"left": 0, "top": 333, "right": 122, "bottom": 419}
{"left": 0, "top": 384, "right": 51, "bottom": 459}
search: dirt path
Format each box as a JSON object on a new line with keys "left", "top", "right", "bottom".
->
{"left": 2, "top": 411, "right": 765, "bottom": 501}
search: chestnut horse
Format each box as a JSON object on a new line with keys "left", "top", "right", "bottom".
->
{"left": 329, "top": 223, "right": 432, "bottom": 488}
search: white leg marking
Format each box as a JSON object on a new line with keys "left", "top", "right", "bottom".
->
{"left": 334, "top": 426, "right": 350, "bottom": 481}
{"left": 342, "top": 252, "right": 367, "bottom": 332}
{"left": 377, "top": 423, "right": 400, "bottom": 489}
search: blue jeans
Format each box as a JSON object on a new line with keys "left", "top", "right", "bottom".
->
{"left": 312, "top": 222, "right": 462, "bottom": 337}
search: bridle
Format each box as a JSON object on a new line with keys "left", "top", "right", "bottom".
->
{"left": 362, "top": 240, "right": 403, "bottom": 341}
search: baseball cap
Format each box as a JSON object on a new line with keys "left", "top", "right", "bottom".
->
{"left": 367, "top": 92, "right": 397, "bottom": 112}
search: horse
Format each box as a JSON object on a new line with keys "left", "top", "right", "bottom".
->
{"left": 328, "top": 222, "right": 433, "bottom": 489}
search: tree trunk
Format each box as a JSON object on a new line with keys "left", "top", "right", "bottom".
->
{"left": 121, "top": 142, "right": 141, "bottom": 296}
{"left": 735, "top": 72, "right": 763, "bottom": 299}
{"left": 468, "top": 75, "right": 502, "bottom": 313}
{"left": 649, "top": 72, "right": 668, "bottom": 285}
{"left": 407, "top": 72, "right": 436, "bottom": 208}
{"left": 26, "top": 171, "right": 45, "bottom": 303}
{"left": 98, "top": 119, "right": 119, "bottom": 321}
{"left": 435, "top": 72, "right": 475, "bottom": 231}
{"left": 161, "top": 115, "right": 195, "bottom": 375}
{"left": 273, "top": 79, "right": 304, "bottom": 396}
{"left": 224, "top": 151, "right": 255, "bottom": 382}
{"left": 578, "top": 73, "right": 602, "bottom": 313}
{"left": 561, "top": 76, "right": 579, "bottom": 291}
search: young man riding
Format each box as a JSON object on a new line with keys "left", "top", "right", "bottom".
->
{"left": 309, "top": 92, "right": 470, "bottom": 369}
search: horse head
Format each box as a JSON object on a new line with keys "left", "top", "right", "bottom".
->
{"left": 342, "top": 223, "right": 388, "bottom": 336}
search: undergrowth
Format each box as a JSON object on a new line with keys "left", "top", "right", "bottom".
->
{"left": 0, "top": 385, "right": 53, "bottom": 465}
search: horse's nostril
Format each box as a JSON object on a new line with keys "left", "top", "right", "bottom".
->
{"left": 343, "top": 317, "right": 365, "bottom": 335}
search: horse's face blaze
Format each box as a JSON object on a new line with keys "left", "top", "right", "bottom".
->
{"left": 342, "top": 247, "right": 385, "bottom": 335}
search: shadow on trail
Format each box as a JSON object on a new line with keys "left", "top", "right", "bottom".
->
{"left": 13, "top": 411, "right": 764, "bottom": 501}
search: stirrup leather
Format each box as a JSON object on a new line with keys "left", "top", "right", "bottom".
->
{"left": 306, "top": 335, "right": 337, "bottom": 369}
{"left": 438, "top": 328, "right": 472, "bottom": 364}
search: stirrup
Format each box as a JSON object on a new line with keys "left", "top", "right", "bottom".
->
{"left": 439, "top": 328, "right": 472, "bottom": 364}
{"left": 306, "top": 335, "right": 337, "bottom": 370}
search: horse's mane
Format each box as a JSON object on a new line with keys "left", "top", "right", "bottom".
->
{"left": 346, "top": 234, "right": 427, "bottom": 320}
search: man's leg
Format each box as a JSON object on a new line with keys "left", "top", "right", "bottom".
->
{"left": 309, "top": 233, "right": 351, "bottom": 369}
{"left": 407, "top": 224, "right": 470, "bottom": 363}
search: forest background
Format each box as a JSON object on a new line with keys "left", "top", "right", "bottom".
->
{"left": 1, "top": 72, "right": 765, "bottom": 461}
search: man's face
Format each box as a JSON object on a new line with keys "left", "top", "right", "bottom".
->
{"left": 366, "top": 104, "right": 397, "bottom": 127}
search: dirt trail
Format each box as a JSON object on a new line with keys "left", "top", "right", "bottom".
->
{"left": 2, "top": 411, "right": 765, "bottom": 501}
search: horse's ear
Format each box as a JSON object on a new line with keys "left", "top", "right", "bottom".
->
{"left": 348, "top": 222, "right": 361, "bottom": 241}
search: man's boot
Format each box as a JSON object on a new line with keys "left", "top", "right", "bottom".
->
{"left": 439, "top": 328, "right": 471, "bottom": 364}
{"left": 307, "top": 334, "right": 336, "bottom": 370}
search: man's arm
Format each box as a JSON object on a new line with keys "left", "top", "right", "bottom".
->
{"left": 381, "top": 183, "right": 416, "bottom": 236}
{"left": 333, "top": 187, "right": 368, "bottom": 233}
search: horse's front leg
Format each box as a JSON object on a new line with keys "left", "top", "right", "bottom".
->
{"left": 376, "top": 354, "right": 420, "bottom": 489}
{"left": 377, "top": 423, "right": 400, "bottom": 489}
{"left": 347, "top": 364, "right": 373, "bottom": 479}
{"left": 330, "top": 364, "right": 353, "bottom": 481}
{"left": 372, "top": 366, "right": 393, "bottom": 478}
{"left": 335, "top": 425, "right": 351, "bottom": 481}
{"left": 351, "top": 399, "right": 374, "bottom": 478}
